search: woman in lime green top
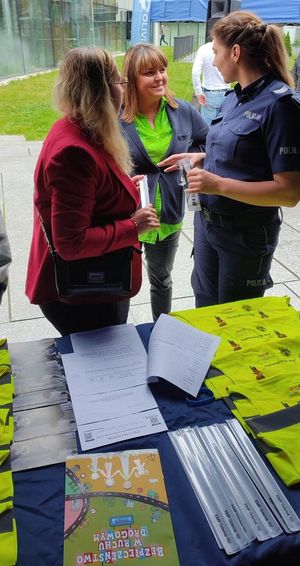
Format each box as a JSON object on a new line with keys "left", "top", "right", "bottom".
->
{"left": 121, "top": 44, "right": 208, "bottom": 320}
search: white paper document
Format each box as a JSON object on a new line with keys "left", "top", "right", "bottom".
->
{"left": 70, "top": 323, "right": 146, "bottom": 357}
{"left": 69, "top": 384, "right": 158, "bottom": 426}
{"left": 61, "top": 352, "right": 146, "bottom": 396}
{"left": 63, "top": 324, "right": 147, "bottom": 395}
{"left": 78, "top": 408, "right": 167, "bottom": 451}
{"left": 147, "top": 314, "right": 221, "bottom": 397}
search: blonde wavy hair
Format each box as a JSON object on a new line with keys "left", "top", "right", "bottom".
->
{"left": 212, "top": 11, "right": 294, "bottom": 87}
{"left": 53, "top": 47, "right": 132, "bottom": 173}
{"left": 122, "top": 43, "right": 178, "bottom": 123}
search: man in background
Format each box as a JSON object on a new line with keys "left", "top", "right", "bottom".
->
{"left": 192, "top": 40, "right": 230, "bottom": 125}
{"left": 160, "top": 24, "right": 168, "bottom": 46}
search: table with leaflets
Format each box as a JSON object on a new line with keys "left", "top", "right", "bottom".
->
{"left": 12, "top": 320, "right": 300, "bottom": 566}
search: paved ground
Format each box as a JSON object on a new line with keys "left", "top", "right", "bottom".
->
{"left": 1, "top": 134, "right": 300, "bottom": 344}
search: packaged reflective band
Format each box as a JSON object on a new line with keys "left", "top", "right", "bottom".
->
{"left": 169, "top": 420, "right": 300, "bottom": 555}
{"left": 178, "top": 158, "right": 202, "bottom": 212}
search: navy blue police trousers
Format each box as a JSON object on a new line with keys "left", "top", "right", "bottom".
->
{"left": 191, "top": 210, "right": 281, "bottom": 307}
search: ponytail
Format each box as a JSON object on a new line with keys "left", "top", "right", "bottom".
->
{"left": 212, "top": 11, "right": 294, "bottom": 87}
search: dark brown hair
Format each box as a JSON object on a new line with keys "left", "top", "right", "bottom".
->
{"left": 212, "top": 11, "right": 294, "bottom": 87}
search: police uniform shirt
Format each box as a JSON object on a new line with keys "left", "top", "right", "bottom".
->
{"left": 202, "top": 72, "right": 300, "bottom": 217}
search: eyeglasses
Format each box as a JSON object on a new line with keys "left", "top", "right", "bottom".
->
{"left": 110, "top": 76, "right": 129, "bottom": 86}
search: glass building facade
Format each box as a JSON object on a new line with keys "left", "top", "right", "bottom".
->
{"left": 0, "top": 0, "right": 131, "bottom": 79}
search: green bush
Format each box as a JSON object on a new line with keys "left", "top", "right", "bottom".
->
{"left": 284, "top": 32, "right": 292, "bottom": 57}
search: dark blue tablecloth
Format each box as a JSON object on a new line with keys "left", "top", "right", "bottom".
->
{"left": 14, "top": 324, "right": 300, "bottom": 565}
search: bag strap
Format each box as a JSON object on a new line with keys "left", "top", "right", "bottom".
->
{"left": 38, "top": 215, "right": 56, "bottom": 257}
{"left": 39, "top": 214, "right": 142, "bottom": 260}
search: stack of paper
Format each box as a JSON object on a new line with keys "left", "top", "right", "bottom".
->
{"left": 61, "top": 316, "right": 220, "bottom": 450}
{"left": 61, "top": 324, "right": 167, "bottom": 450}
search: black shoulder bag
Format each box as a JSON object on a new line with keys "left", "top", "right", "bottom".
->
{"left": 39, "top": 216, "right": 135, "bottom": 298}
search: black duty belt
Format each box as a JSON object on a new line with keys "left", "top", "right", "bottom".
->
{"left": 200, "top": 206, "right": 281, "bottom": 230}
{"left": 201, "top": 207, "right": 234, "bottom": 229}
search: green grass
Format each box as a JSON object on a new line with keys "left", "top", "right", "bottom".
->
{"left": 0, "top": 48, "right": 194, "bottom": 141}
{"left": 0, "top": 71, "right": 59, "bottom": 140}
{"left": 0, "top": 47, "right": 296, "bottom": 141}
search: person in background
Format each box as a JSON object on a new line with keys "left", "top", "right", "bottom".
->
{"left": 160, "top": 24, "right": 168, "bottom": 46}
{"left": 159, "top": 11, "right": 300, "bottom": 308}
{"left": 121, "top": 43, "right": 208, "bottom": 321}
{"left": 192, "top": 40, "right": 230, "bottom": 125}
{"left": 292, "top": 52, "right": 300, "bottom": 92}
{"left": 26, "top": 47, "right": 159, "bottom": 335}
{"left": 0, "top": 211, "right": 12, "bottom": 304}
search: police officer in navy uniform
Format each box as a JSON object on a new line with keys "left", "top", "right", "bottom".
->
{"left": 158, "top": 10, "right": 300, "bottom": 307}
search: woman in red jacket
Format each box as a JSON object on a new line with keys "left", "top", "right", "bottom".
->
{"left": 26, "top": 47, "right": 159, "bottom": 335}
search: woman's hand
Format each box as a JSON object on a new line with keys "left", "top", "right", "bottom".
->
{"left": 130, "top": 174, "right": 144, "bottom": 191}
{"left": 187, "top": 169, "right": 221, "bottom": 194}
{"left": 157, "top": 152, "right": 205, "bottom": 172}
{"left": 131, "top": 205, "right": 160, "bottom": 235}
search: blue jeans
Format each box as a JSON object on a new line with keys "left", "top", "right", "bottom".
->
{"left": 191, "top": 211, "right": 280, "bottom": 307}
{"left": 143, "top": 230, "right": 180, "bottom": 321}
{"left": 201, "top": 88, "right": 227, "bottom": 125}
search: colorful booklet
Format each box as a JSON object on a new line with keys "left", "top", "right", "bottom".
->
{"left": 63, "top": 449, "right": 179, "bottom": 565}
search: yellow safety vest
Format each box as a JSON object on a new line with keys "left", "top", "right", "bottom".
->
{"left": 0, "top": 341, "right": 17, "bottom": 565}
{"left": 171, "top": 296, "right": 300, "bottom": 486}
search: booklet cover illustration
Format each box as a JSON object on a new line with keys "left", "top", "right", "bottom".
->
{"left": 64, "top": 449, "right": 179, "bottom": 565}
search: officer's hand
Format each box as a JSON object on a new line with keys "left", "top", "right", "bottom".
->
{"left": 157, "top": 153, "right": 205, "bottom": 172}
{"left": 131, "top": 205, "right": 160, "bottom": 235}
{"left": 197, "top": 94, "right": 207, "bottom": 106}
{"left": 187, "top": 169, "right": 220, "bottom": 194}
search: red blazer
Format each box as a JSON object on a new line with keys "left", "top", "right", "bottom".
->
{"left": 26, "top": 117, "right": 141, "bottom": 304}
